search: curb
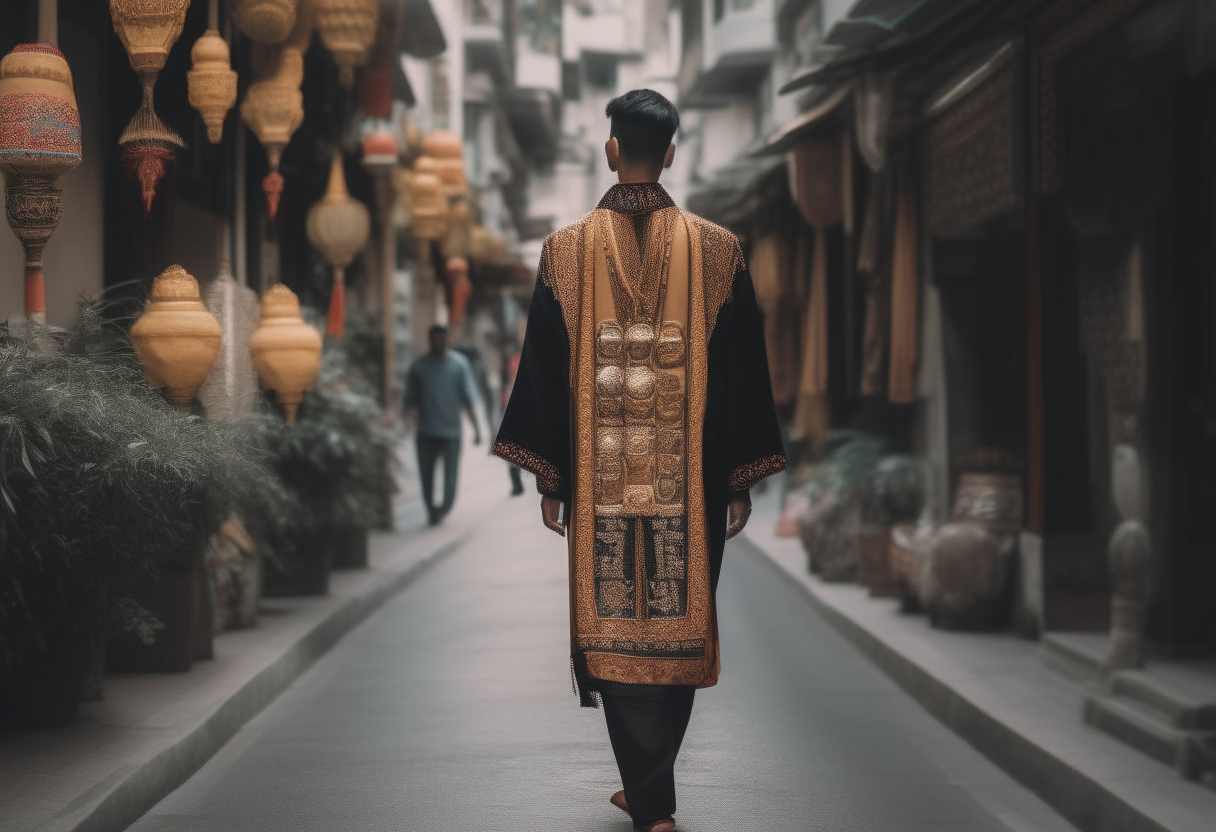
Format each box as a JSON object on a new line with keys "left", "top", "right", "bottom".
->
{"left": 735, "top": 533, "right": 1176, "bottom": 832}
{"left": 42, "top": 534, "right": 467, "bottom": 832}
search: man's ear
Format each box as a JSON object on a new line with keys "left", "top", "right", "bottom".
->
{"left": 663, "top": 142, "right": 675, "bottom": 169}
{"left": 605, "top": 137, "right": 620, "bottom": 173}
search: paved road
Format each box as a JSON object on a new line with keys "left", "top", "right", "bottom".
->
{"left": 128, "top": 451, "right": 1077, "bottom": 832}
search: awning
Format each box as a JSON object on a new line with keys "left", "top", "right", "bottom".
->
{"left": 754, "top": 84, "right": 851, "bottom": 155}
{"left": 395, "top": 0, "right": 446, "bottom": 59}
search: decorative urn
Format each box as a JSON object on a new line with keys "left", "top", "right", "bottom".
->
{"left": 0, "top": 43, "right": 83, "bottom": 322}
{"left": 250, "top": 284, "right": 323, "bottom": 425}
{"left": 240, "top": 45, "right": 305, "bottom": 221}
{"left": 314, "top": 0, "right": 378, "bottom": 88}
{"left": 306, "top": 153, "right": 370, "bottom": 338}
{"left": 423, "top": 130, "right": 466, "bottom": 197}
{"left": 129, "top": 265, "right": 223, "bottom": 411}
{"left": 109, "top": 0, "right": 191, "bottom": 216}
{"left": 187, "top": 29, "right": 238, "bottom": 144}
{"left": 234, "top": 0, "right": 297, "bottom": 45}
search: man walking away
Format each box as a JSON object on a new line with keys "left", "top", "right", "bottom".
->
{"left": 404, "top": 324, "right": 481, "bottom": 525}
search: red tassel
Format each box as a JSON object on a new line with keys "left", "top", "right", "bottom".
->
{"left": 327, "top": 275, "right": 346, "bottom": 338}
{"left": 263, "top": 171, "right": 284, "bottom": 221}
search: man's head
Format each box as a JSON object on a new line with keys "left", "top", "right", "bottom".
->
{"left": 429, "top": 324, "right": 448, "bottom": 354}
{"left": 604, "top": 89, "right": 679, "bottom": 182}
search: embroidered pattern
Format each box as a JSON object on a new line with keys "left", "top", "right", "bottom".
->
{"left": 728, "top": 453, "right": 789, "bottom": 492}
{"left": 491, "top": 439, "right": 563, "bottom": 494}
{"left": 596, "top": 182, "right": 677, "bottom": 216}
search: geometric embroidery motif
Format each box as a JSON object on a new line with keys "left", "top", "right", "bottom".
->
{"left": 593, "top": 515, "right": 687, "bottom": 621}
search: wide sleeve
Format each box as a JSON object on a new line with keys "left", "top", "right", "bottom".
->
{"left": 492, "top": 251, "right": 573, "bottom": 501}
{"left": 718, "top": 268, "right": 788, "bottom": 492}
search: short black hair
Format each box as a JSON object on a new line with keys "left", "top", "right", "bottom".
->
{"left": 605, "top": 89, "right": 679, "bottom": 165}
{"left": 429, "top": 324, "right": 448, "bottom": 338}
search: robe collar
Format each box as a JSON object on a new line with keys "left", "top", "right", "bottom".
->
{"left": 595, "top": 182, "right": 676, "bottom": 216}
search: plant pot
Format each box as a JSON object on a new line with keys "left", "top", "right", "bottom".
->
{"left": 332, "top": 526, "right": 369, "bottom": 569}
{"left": 924, "top": 521, "right": 1013, "bottom": 631}
{"left": 108, "top": 569, "right": 200, "bottom": 673}
{"left": 263, "top": 527, "right": 333, "bottom": 596}
{"left": 856, "top": 528, "right": 899, "bottom": 596}
{"left": 799, "top": 493, "right": 859, "bottom": 582}
{"left": 0, "top": 629, "right": 89, "bottom": 730}
{"left": 196, "top": 558, "right": 214, "bottom": 660}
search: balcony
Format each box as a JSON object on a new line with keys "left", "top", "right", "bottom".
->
{"left": 683, "top": 0, "right": 776, "bottom": 107}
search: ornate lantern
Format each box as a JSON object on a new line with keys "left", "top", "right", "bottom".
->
{"left": 306, "top": 153, "right": 370, "bottom": 338}
{"left": 240, "top": 44, "right": 305, "bottom": 221}
{"left": 423, "top": 130, "right": 466, "bottom": 197}
{"left": 187, "top": 29, "right": 237, "bottom": 144}
{"left": 441, "top": 198, "right": 472, "bottom": 259}
{"left": 315, "top": 0, "right": 378, "bottom": 89}
{"left": 360, "top": 128, "right": 397, "bottom": 168}
{"left": 249, "top": 283, "right": 323, "bottom": 425}
{"left": 128, "top": 265, "right": 223, "bottom": 412}
{"left": 0, "top": 44, "right": 82, "bottom": 323}
{"left": 234, "top": 0, "right": 297, "bottom": 45}
{"left": 109, "top": 0, "right": 190, "bottom": 216}
{"left": 409, "top": 156, "right": 446, "bottom": 242}
{"left": 445, "top": 256, "right": 472, "bottom": 327}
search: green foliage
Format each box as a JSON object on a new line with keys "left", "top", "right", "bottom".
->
{"left": 812, "top": 431, "right": 923, "bottom": 526}
{"left": 0, "top": 301, "right": 283, "bottom": 673}
{"left": 252, "top": 339, "right": 398, "bottom": 537}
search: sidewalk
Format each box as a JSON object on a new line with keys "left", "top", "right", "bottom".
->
{"left": 741, "top": 483, "right": 1216, "bottom": 832}
{"left": 0, "top": 434, "right": 503, "bottom": 832}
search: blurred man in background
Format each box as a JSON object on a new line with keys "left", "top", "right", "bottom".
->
{"left": 404, "top": 324, "right": 481, "bottom": 525}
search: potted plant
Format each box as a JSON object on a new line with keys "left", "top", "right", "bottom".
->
{"left": 0, "top": 304, "right": 275, "bottom": 727}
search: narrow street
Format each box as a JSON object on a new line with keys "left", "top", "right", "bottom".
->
{"left": 120, "top": 446, "right": 1077, "bottom": 832}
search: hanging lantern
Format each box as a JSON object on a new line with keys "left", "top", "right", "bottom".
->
{"left": 250, "top": 283, "right": 323, "bottom": 425}
{"left": 240, "top": 45, "right": 305, "bottom": 221}
{"left": 187, "top": 29, "right": 237, "bottom": 144}
{"left": 109, "top": 0, "right": 190, "bottom": 217}
{"left": 423, "top": 130, "right": 466, "bottom": 197}
{"left": 234, "top": 0, "right": 297, "bottom": 45}
{"left": 315, "top": 0, "right": 378, "bottom": 89}
{"left": 442, "top": 198, "right": 472, "bottom": 259}
{"left": 360, "top": 128, "right": 397, "bottom": 168}
{"left": 445, "top": 256, "right": 472, "bottom": 327}
{"left": 306, "top": 153, "right": 370, "bottom": 338}
{"left": 128, "top": 265, "right": 223, "bottom": 412}
{"left": 0, "top": 44, "right": 82, "bottom": 323}
{"left": 409, "top": 162, "right": 446, "bottom": 242}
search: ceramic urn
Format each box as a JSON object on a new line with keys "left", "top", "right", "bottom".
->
{"left": 315, "top": 0, "right": 378, "bottom": 88}
{"left": 306, "top": 154, "right": 370, "bottom": 338}
{"left": 129, "top": 265, "right": 223, "bottom": 411}
{"left": 423, "top": 130, "right": 466, "bottom": 197}
{"left": 240, "top": 45, "right": 305, "bottom": 221}
{"left": 409, "top": 157, "right": 446, "bottom": 242}
{"left": 0, "top": 44, "right": 83, "bottom": 322}
{"left": 234, "top": 0, "right": 297, "bottom": 45}
{"left": 250, "top": 283, "right": 323, "bottom": 425}
{"left": 187, "top": 30, "right": 238, "bottom": 144}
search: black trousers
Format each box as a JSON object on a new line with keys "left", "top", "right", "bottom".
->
{"left": 598, "top": 680, "right": 695, "bottom": 825}
{"left": 416, "top": 434, "right": 461, "bottom": 518}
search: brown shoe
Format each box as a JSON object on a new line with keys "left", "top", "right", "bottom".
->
{"left": 635, "top": 819, "right": 675, "bottom": 832}
{"left": 610, "top": 791, "right": 630, "bottom": 815}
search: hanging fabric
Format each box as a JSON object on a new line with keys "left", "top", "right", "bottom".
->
{"left": 791, "top": 227, "right": 829, "bottom": 438}
{"left": 888, "top": 172, "right": 918, "bottom": 404}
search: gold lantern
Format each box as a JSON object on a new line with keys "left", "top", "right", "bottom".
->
{"left": 250, "top": 284, "right": 323, "bottom": 425}
{"left": 315, "top": 0, "right": 378, "bottom": 89}
{"left": 423, "top": 130, "right": 466, "bottom": 197}
{"left": 0, "top": 44, "right": 83, "bottom": 323}
{"left": 128, "top": 265, "right": 223, "bottom": 411}
{"left": 306, "top": 153, "right": 370, "bottom": 338}
{"left": 240, "top": 44, "right": 305, "bottom": 221}
{"left": 234, "top": 0, "right": 297, "bottom": 45}
{"left": 442, "top": 198, "right": 472, "bottom": 259}
{"left": 187, "top": 29, "right": 237, "bottom": 144}
{"left": 408, "top": 163, "right": 446, "bottom": 242}
{"left": 109, "top": 0, "right": 190, "bottom": 216}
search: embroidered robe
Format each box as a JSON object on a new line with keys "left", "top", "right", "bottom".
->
{"left": 494, "top": 183, "right": 786, "bottom": 703}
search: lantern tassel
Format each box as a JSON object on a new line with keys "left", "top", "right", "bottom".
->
{"left": 327, "top": 269, "right": 346, "bottom": 337}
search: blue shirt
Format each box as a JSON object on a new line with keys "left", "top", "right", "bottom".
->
{"left": 404, "top": 350, "right": 477, "bottom": 439}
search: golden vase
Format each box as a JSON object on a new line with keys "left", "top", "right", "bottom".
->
{"left": 129, "top": 265, "right": 223, "bottom": 411}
